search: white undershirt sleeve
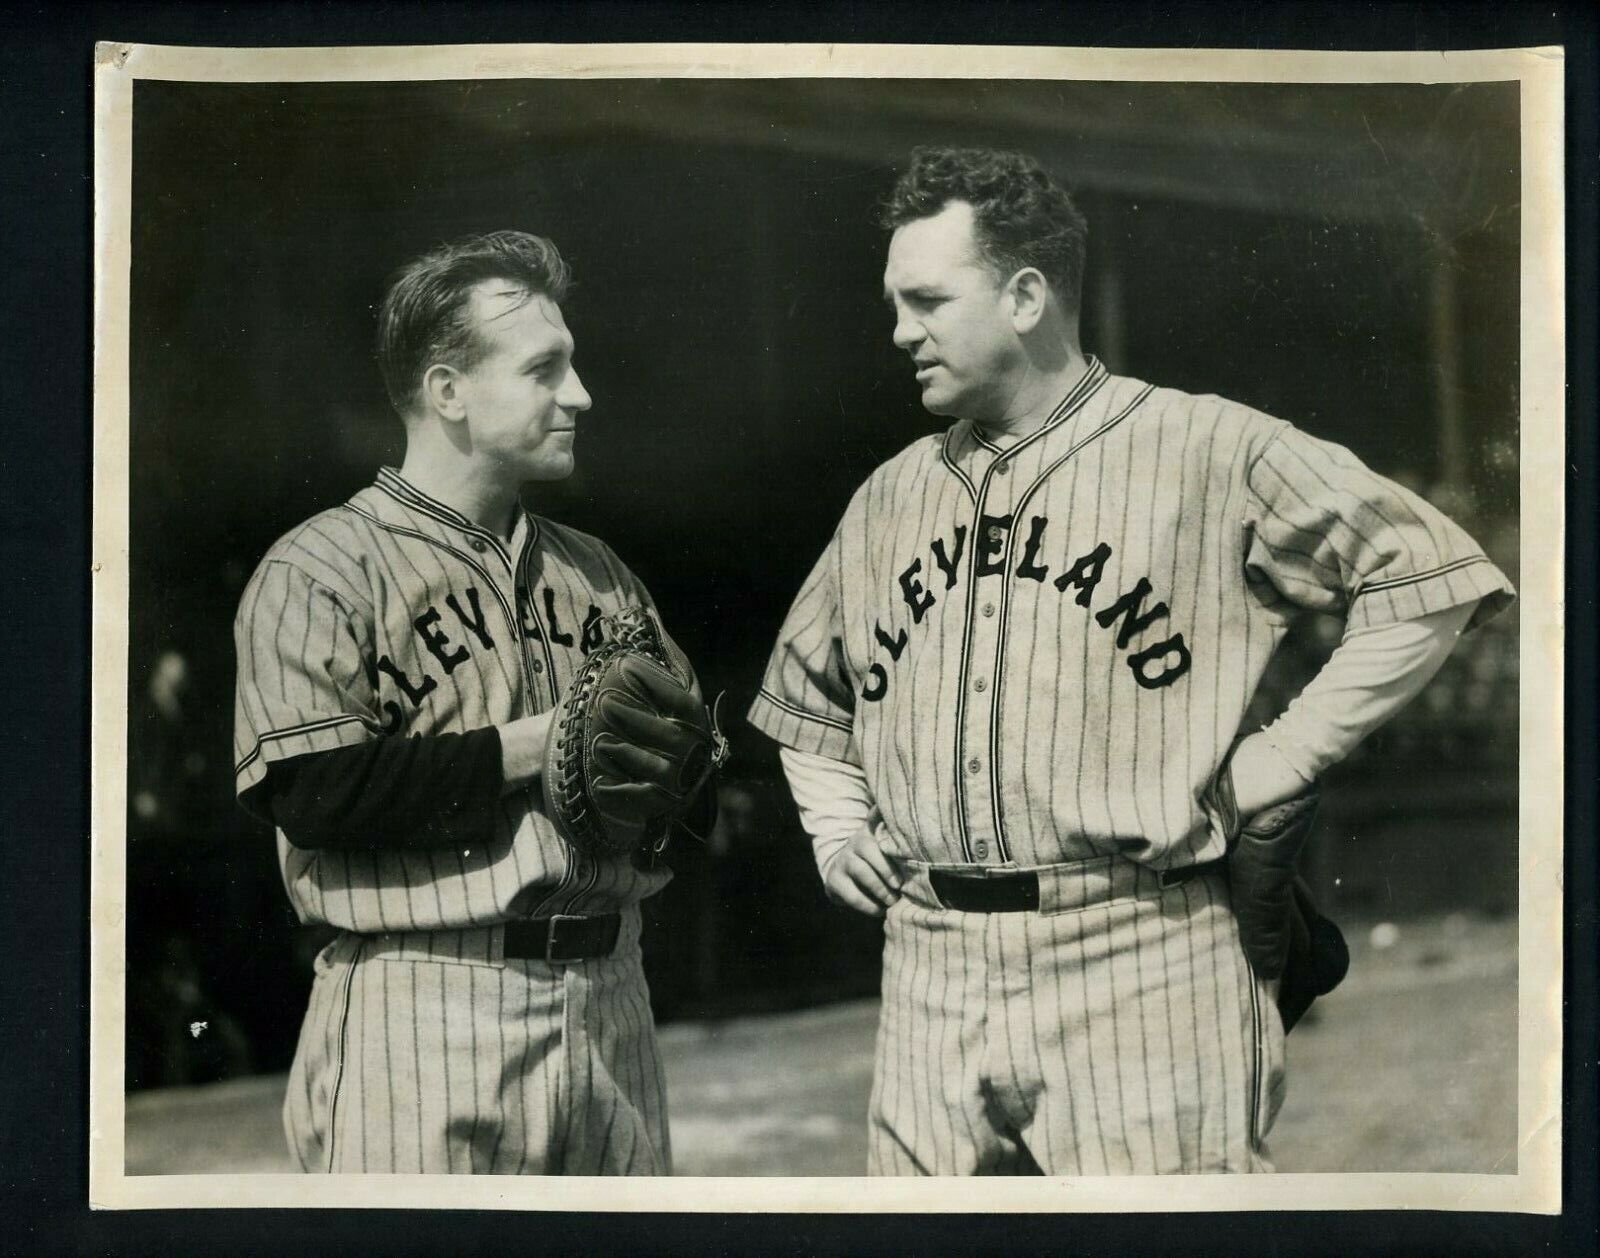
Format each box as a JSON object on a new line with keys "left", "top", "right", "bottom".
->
{"left": 1258, "top": 601, "right": 1478, "bottom": 783}
{"left": 778, "top": 746, "right": 878, "bottom": 879}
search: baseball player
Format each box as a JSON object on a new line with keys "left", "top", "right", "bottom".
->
{"left": 748, "top": 147, "right": 1513, "bottom": 1175}
{"left": 233, "top": 230, "right": 711, "bottom": 1174}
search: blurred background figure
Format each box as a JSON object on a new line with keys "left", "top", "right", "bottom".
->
{"left": 126, "top": 649, "right": 252, "bottom": 1088}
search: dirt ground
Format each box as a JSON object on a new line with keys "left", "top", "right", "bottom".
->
{"left": 123, "top": 913, "right": 1517, "bottom": 1177}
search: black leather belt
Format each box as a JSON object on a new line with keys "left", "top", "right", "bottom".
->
{"left": 503, "top": 913, "right": 621, "bottom": 963}
{"left": 929, "top": 868, "right": 1041, "bottom": 912}
{"left": 929, "top": 858, "right": 1225, "bottom": 913}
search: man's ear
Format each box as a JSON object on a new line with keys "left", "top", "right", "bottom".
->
{"left": 421, "top": 363, "right": 468, "bottom": 422}
{"left": 1007, "top": 268, "right": 1049, "bottom": 335}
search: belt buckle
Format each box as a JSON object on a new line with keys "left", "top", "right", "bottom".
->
{"left": 545, "top": 913, "right": 581, "bottom": 963}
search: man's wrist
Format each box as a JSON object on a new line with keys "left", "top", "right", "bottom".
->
{"left": 1229, "top": 733, "right": 1313, "bottom": 817}
{"left": 499, "top": 712, "right": 555, "bottom": 791}
{"left": 813, "top": 832, "right": 850, "bottom": 882}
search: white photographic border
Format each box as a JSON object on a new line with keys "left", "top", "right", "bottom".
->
{"left": 90, "top": 40, "right": 1565, "bottom": 1214}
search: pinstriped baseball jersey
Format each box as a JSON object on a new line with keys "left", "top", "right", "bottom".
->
{"left": 749, "top": 358, "right": 1513, "bottom": 871}
{"left": 233, "top": 466, "right": 674, "bottom": 932}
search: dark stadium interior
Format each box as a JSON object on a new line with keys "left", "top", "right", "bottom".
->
{"left": 124, "top": 78, "right": 1519, "bottom": 1095}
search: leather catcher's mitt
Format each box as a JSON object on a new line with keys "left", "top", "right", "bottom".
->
{"left": 543, "top": 607, "right": 727, "bottom": 862}
{"left": 1211, "top": 762, "right": 1350, "bottom": 1033}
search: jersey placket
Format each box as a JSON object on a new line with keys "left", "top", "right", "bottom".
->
{"left": 507, "top": 518, "right": 592, "bottom": 917}
{"left": 512, "top": 520, "right": 615, "bottom": 919}
{"left": 446, "top": 518, "right": 550, "bottom": 719}
{"left": 947, "top": 362, "right": 1111, "bottom": 868}
{"left": 957, "top": 443, "right": 1018, "bottom": 867}
{"left": 508, "top": 518, "right": 560, "bottom": 712}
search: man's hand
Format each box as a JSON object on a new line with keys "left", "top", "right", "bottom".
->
{"left": 820, "top": 823, "right": 903, "bottom": 917}
{"left": 1226, "top": 732, "right": 1312, "bottom": 817}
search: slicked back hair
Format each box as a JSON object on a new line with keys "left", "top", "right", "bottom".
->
{"left": 377, "top": 230, "right": 572, "bottom": 414}
{"left": 880, "top": 147, "right": 1088, "bottom": 312}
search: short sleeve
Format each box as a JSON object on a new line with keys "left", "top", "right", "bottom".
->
{"left": 232, "top": 559, "right": 387, "bottom": 802}
{"left": 1244, "top": 427, "right": 1514, "bottom": 633}
{"left": 746, "top": 528, "right": 859, "bottom": 763}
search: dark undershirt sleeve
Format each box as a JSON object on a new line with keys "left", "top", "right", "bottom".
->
{"left": 242, "top": 727, "right": 509, "bottom": 851}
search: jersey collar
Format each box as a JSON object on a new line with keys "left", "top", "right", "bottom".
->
{"left": 967, "top": 356, "right": 1108, "bottom": 453}
{"left": 942, "top": 357, "right": 1108, "bottom": 490}
{"left": 370, "top": 467, "right": 541, "bottom": 566}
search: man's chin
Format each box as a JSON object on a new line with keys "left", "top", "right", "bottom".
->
{"left": 918, "top": 387, "right": 958, "bottom": 418}
{"left": 525, "top": 456, "right": 576, "bottom": 483}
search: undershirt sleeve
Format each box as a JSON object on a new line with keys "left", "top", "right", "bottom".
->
{"left": 1259, "top": 601, "right": 1477, "bottom": 783}
{"left": 245, "top": 726, "right": 508, "bottom": 851}
{"left": 778, "top": 745, "right": 878, "bottom": 878}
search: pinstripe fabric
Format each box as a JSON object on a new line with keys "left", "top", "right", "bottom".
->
{"left": 238, "top": 468, "right": 679, "bottom": 1175}
{"left": 283, "top": 908, "right": 669, "bottom": 1175}
{"left": 748, "top": 367, "right": 1513, "bottom": 870}
{"left": 750, "top": 365, "right": 1510, "bottom": 1175}
{"left": 868, "top": 866, "right": 1280, "bottom": 1175}
{"left": 233, "top": 468, "right": 673, "bottom": 929}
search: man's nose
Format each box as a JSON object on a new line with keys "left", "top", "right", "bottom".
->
{"left": 560, "top": 367, "right": 593, "bottom": 412}
{"left": 891, "top": 311, "right": 924, "bottom": 352}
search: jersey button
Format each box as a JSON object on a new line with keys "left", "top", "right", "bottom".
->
{"left": 974, "top": 840, "right": 989, "bottom": 858}
{"left": 981, "top": 602, "right": 996, "bottom": 618}
{"left": 967, "top": 757, "right": 981, "bottom": 775}
{"left": 994, "top": 460, "right": 1009, "bottom": 476}
{"left": 986, "top": 525, "right": 1004, "bottom": 544}
{"left": 467, "top": 536, "right": 487, "bottom": 553}
{"left": 974, "top": 677, "right": 987, "bottom": 692}
{"left": 531, "top": 660, "right": 545, "bottom": 674}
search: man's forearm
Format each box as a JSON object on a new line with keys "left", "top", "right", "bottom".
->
{"left": 778, "top": 745, "right": 877, "bottom": 877}
{"left": 1230, "top": 600, "right": 1478, "bottom": 815}
{"left": 256, "top": 712, "right": 556, "bottom": 851}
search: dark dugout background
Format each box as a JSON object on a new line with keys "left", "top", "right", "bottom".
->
{"left": 125, "top": 77, "right": 1520, "bottom": 1085}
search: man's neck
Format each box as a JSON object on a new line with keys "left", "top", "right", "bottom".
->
{"left": 397, "top": 442, "right": 521, "bottom": 540}
{"left": 976, "top": 347, "right": 1092, "bottom": 442}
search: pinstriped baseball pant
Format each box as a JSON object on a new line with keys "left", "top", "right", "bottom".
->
{"left": 283, "top": 906, "right": 670, "bottom": 1174}
{"left": 869, "top": 860, "right": 1284, "bottom": 1175}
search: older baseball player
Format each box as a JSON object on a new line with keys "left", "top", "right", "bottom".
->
{"left": 233, "top": 230, "right": 708, "bottom": 1174}
{"left": 748, "top": 147, "right": 1513, "bottom": 1174}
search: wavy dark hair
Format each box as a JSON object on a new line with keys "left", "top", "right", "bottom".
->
{"left": 880, "top": 147, "right": 1088, "bottom": 310}
{"left": 376, "top": 230, "right": 572, "bottom": 413}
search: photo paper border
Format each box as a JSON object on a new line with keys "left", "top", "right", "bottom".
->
{"left": 89, "top": 40, "right": 1565, "bottom": 1214}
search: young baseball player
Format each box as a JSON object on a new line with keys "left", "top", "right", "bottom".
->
{"left": 748, "top": 148, "right": 1514, "bottom": 1175}
{"left": 233, "top": 230, "right": 715, "bottom": 1174}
